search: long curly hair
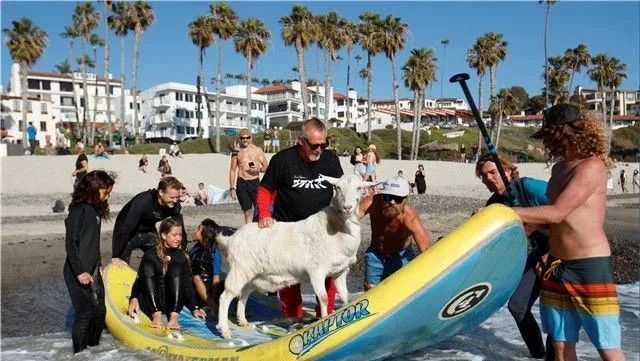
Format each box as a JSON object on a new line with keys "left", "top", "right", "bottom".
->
{"left": 540, "top": 112, "right": 612, "bottom": 169}
{"left": 198, "top": 218, "right": 220, "bottom": 248}
{"left": 156, "top": 217, "right": 184, "bottom": 275}
{"left": 71, "top": 170, "right": 115, "bottom": 220}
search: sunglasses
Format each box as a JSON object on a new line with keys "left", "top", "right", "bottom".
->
{"left": 240, "top": 136, "right": 251, "bottom": 140}
{"left": 382, "top": 194, "right": 405, "bottom": 204}
{"left": 302, "top": 136, "right": 328, "bottom": 151}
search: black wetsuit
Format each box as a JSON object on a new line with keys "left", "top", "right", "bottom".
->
{"left": 112, "top": 189, "right": 187, "bottom": 262}
{"left": 63, "top": 203, "right": 105, "bottom": 353}
{"left": 130, "top": 248, "right": 203, "bottom": 318}
{"left": 414, "top": 171, "right": 426, "bottom": 194}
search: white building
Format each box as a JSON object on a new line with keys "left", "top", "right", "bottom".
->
{"left": 139, "top": 82, "right": 266, "bottom": 141}
{"left": 3, "top": 63, "right": 126, "bottom": 143}
{"left": 333, "top": 89, "right": 359, "bottom": 126}
{"left": 1, "top": 94, "right": 56, "bottom": 145}
{"left": 372, "top": 98, "right": 412, "bottom": 110}
{"left": 435, "top": 98, "right": 470, "bottom": 110}
{"left": 575, "top": 86, "right": 639, "bottom": 116}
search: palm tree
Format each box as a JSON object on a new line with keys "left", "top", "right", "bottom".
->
{"left": 55, "top": 60, "right": 73, "bottom": 74}
{"left": 189, "top": 15, "right": 214, "bottom": 138}
{"left": 588, "top": 53, "right": 610, "bottom": 120}
{"left": 467, "top": 36, "right": 489, "bottom": 151}
{"left": 73, "top": 2, "right": 100, "bottom": 145}
{"left": 544, "top": 55, "right": 570, "bottom": 105}
{"left": 61, "top": 26, "right": 81, "bottom": 127}
{"left": 605, "top": 57, "right": 627, "bottom": 146}
{"left": 342, "top": 21, "right": 358, "bottom": 128}
{"left": 317, "top": 12, "right": 348, "bottom": 124}
{"left": 378, "top": 15, "right": 408, "bottom": 159}
{"left": 358, "top": 11, "right": 382, "bottom": 141}
{"left": 108, "top": 1, "right": 131, "bottom": 146}
{"left": 234, "top": 17, "right": 270, "bottom": 129}
{"left": 403, "top": 48, "right": 436, "bottom": 160}
{"left": 440, "top": 39, "right": 449, "bottom": 98}
{"left": 540, "top": 0, "right": 556, "bottom": 107}
{"left": 280, "top": 5, "right": 317, "bottom": 121}
{"left": 129, "top": 0, "right": 155, "bottom": 144}
{"left": 481, "top": 32, "right": 508, "bottom": 139}
{"left": 563, "top": 43, "right": 591, "bottom": 94}
{"left": 211, "top": 2, "right": 239, "bottom": 152}
{"left": 3, "top": 18, "right": 48, "bottom": 148}
{"left": 102, "top": 0, "right": 114, "bottom": 147}
{"left": 492, "top": 88, "right": 519, "bottom": 148}
{"left": 89, "top": 33, "right": 104, "bottom": 143}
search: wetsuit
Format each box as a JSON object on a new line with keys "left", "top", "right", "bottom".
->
{"left": 258, "top": 145, "right": 343, "bottom": 318}
{"left": 112, "top": 189, "right": 187, "bottom": 262}
{"left": 74, "top": 153, "right": 88, "bottom": 189}
{"left": 130, "top": 248, "right": 203, "bottom": 318}
{"left": 189, "top": 244, "right": 222, "bottom": 287}
{"left": 63, "top": 203, "right": 105, "bottom": 353}
{"left": 486, "top": 176, "right": 554, "bottom": 359}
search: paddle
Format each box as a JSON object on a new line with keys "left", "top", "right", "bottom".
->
{"left": 449, "top": 73, "right": 517, "bottom": 203}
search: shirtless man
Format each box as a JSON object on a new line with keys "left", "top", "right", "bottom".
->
{"left": 513, "top": 104, "right": 625, "bottom": 361}
{"left": 358, "top": 175, "right": 432, "bottom": 290}
{"left": 229, "top": 129, "right": 268, "bottom": 223}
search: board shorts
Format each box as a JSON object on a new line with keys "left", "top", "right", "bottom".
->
{"left": 364, "top": 246, "right": 415, "bottom": 286}
{"left": 271, "top": 139, "right": 280, "bottom": 147}
{"left": 354, "top": 163, "right": 366, "bottom": 176}
{"left": 236, "top": 177, "right": 259, "bottom": 212}
{"left": 366, "top": 164, "right": 376, "bottom": 175}
{"left": 539, "top": 256, "right": 621, "bottom": 349}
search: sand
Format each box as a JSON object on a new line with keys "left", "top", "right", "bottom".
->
{"left": 0, "top": 153, "right": 638, "bottom": 291}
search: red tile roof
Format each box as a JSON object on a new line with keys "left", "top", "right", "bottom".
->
{"left": 254, "top": 84, "right": 294, "bottom": 94}
{"left": 334, "top": 92, "right": 347, "bottom": 100}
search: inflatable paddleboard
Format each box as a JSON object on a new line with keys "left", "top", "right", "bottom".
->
{"left": 104, "top": 204, "right": 527, "bottom": 360}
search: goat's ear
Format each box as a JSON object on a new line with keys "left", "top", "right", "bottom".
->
{"left": 318, "top": 174, "right": 340, "bottom": 185}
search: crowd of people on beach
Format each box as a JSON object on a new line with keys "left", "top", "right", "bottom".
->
{"left": 63, "top": 106, "right": 626, "bottom": 360}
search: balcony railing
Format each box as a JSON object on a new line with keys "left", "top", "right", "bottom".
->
{"left": 153, "top": 97, "right": 171, "bottom": 108}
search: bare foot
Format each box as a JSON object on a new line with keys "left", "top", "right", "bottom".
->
{"left": 167, "top": 312, "right": 180, "bottom": 330}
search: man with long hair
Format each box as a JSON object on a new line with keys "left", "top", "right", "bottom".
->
{"left": 514, "top": 104, "right": 625, "bottom": 361}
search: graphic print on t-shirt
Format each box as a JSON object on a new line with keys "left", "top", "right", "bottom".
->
{"left": 292, "top": 175, "right": 328, "bottom": 189}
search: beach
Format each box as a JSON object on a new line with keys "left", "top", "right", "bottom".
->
{"left": 0, "top": 153, "right": 638, "bottom": 360}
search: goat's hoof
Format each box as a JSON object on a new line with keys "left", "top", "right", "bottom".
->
{"left": 221, "top": 330, "right": 233, "bottom": 339}
{"left": 237, "top": 319, "right": 249, "bottom": 327}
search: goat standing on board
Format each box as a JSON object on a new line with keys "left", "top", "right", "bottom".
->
{"left": 215, "top": 174, "right": 376, "bottom": 339}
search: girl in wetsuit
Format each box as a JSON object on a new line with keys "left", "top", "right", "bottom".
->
{"left": 64, "top": 170, "right": 115, "bottom": 353}
{"left": 127, "top": 218, "right": 205, "bottom": 329}
{"left": 189, "top": 219, "right": 224, "bottom": 313}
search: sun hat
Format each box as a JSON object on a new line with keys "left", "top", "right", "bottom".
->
{"left": 531, "top": 103, "right": 581, "bottom": 139}
{"left": 379, "top": 176, "right": 410, "bottom": 197}
{"left": 368, "top": 144, "right": 377, "bottom": 150}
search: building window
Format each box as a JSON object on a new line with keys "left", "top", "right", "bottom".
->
{"left": 61, "top": 96, "right": 74, "bottom": 106}
{"left": 12, "top": 100, "right": 20, "bottom": 111}
{"left": 129, "top": 102, "right": 133, "bottom": 110}
{"left": 19, "top": 120, "right": 24, "bottom": 130}
{"left": 41, "top": 103, "right": 48, "bottom": 114}
{"left": 185, "top": 94, "right": 194, "bottom": 102}
{"left": 41, "top": 80, "right": 51, "bottom": 90}
{"left": 60, "top": 81, "right": 73, "bottom": 92}
{"left": 338, "top": 111, "right": 345, "bottom": 117}
{"left": 175, "top": 92, "right": 184, "bottom": 101}
{"left": 40, "top": 121, "right": 47, "bottom": 131}
{"left": 176, "top": 126, "right": 184, "bottom": 134}
{"left": 27, "top": 79, "right": 40, "bottom": 89}
{"left": 26, "top": 101, "right": 33, "bottom": 113}
{"left": 337, "top": 99, "right": 344, "bottom": 106}
{"left": 80, "top": 98, "right": 85, "bottom": 108}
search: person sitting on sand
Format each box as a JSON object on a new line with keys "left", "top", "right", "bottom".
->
{"left": 358, "top": 176, "right": 432, "bottom": 291}
{"left": 195, "top": 182, "right": 209, "bottom": 206}
{"left": 189, "top": 219, "right": 225, "bottom": 314}
{"left": 63, "top": 170, "right": 115, "bottom": 353}
{"left": 127, "top": 217, "right": 205, "bottom": 329}
{"left": 158, "top": 155, "right": 172, "bottom": 177}
{"left": 93, "top": 142, "right": 109, "bottom": 159}
{"left": 169, "top": 142, "right": 183, "bottom": 158}
{"left": 111, "top": 176, "right": 188, "bottom": 265}
{"left": 138, "top": 154, "right": 149, "bottom": 173}
{"left": 475, "top": 153, "right": 554, "bottom": 359}
{"left": 179, "top": 186, "right": 195, "bottom": 207}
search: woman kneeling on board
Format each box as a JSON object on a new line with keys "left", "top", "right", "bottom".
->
{"left": 127, "top": 218, "right": 206, "bottom": 329}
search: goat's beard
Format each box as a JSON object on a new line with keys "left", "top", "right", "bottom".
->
{"left": 382, "top": 205, "right": 401, "bottom": 218}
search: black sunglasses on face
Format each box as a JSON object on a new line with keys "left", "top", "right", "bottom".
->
{"left": 240, "top": 136, "right": 251, "bottom": 140}
{"left": 302, "top": 137, "right": 327, "bottom": 151}
{"left": 382, "top": 194, "right": 405, "bottom": 204}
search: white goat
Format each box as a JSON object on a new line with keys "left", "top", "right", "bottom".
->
{"left": 216, "top": 174, "right": 376, "bottom": 339}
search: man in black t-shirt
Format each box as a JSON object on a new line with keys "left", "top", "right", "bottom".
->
{"left": 72, "top": 142, "right": 89, "bottom": 189}
{"left": 111, "top": 176, "right": 188, "bottom": 266}
{"left": 256, "top": 118, "right": 343, "bottom": 319}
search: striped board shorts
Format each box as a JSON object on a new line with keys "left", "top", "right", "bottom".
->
{"left": 539, "top": 256, "right": 621, "bottom": 349}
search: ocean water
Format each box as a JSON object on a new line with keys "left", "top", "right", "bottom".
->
{"left": 1, "top": 284, "right": 638, "bottom": 361}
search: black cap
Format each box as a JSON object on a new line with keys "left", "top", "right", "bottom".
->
{"left": 531, "top": 104, "right": 581, "bottom": 139}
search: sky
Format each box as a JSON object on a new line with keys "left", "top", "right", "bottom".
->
{"left": 2, "top": 1, "right": 639, "bottom": 107}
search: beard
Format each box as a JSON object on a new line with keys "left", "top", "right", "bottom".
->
{"left": 382, "top": 205, "right": 401, "bottom": 218}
